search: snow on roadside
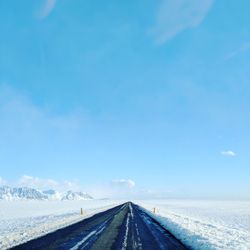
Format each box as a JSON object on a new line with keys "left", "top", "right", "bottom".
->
{"left": 0, "top": 199, "right": 123, "bottom": 249}
{"left": 2, "top": 199, "right": 250, "bottom": 250}
{"left": 136, "top": 200, "right": 250, "bottom": 250}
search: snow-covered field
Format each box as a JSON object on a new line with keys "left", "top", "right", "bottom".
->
{"left": 1, "top": 199, "right": 250, "bottom": 250}
{"left": 135, "top": 200, "right": 250, "bottom": 250}
{"left": 0, "top": 199, "right": 123, "bottom": 249}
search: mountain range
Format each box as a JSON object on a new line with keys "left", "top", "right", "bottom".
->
{"left": 0, "top": 186, "right": 93, "bottom": 201}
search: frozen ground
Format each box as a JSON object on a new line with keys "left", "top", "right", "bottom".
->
{"left": 135, "top": 200, "right": 250, "bottom": 250}
{"left": 1, "top": 199, "right": 250, "bottom": 250}
{"left": 0, "top": 199, "right": 123, "bottom": 249}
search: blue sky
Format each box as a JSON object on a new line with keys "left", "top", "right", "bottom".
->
{"left": 0, "top": 0, "right": 250, "bottom": 199}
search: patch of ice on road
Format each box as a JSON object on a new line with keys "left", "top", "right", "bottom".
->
{"left": 70, "top": 230, "right": 97, "bottom": 250}
{"left": 136, "top": 200, "right": 250, "bottom": 250}
{"left": 129, "top": 202, "right": 134, "bottom": 218}
{"left": 122, "top": 213, "right": 130, "bottom": 250}
{"left": 0, "top": 199, "right": 123, "bottom": 249}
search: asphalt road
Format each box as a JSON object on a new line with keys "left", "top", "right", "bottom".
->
{"left": 11, "top": 202, "right": 188, "bottom": 250}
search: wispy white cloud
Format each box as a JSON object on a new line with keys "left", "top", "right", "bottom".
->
{"left": 111, "top": 179, "right": 135, "bottom": 189}
{"left": 0, "top": 177, "right": 7, "bottom": 185}
{"left": 85, "top": 179, "right": 136, "bottom": 199}
{"left": 38, "top": 0, "right": 57, "bottom": 19}
{"left": 221, "top": 150, "right": 236, "bottom": 157}
{"left": 0, "top": 175, "right": 82, "bottom": 191}
{"left": 86, "top": 179, "right": 173, "bottom": 199}
{"left": 0, "top": 84, "right": 90, "bottom": 190}
{"left": 19, "top": 175, "right": 58, "bottom": 189}
{"left": 225, "top": 43, "right": 250, "bottom": 60}
{"left": 1, "top": 175, "right": 171, "bottom": 199}
{"left": 150, "top": 0, "right": 214, "bottom": 44}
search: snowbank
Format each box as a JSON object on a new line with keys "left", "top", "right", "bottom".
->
{"left": 136, "top": 200, "right": 250, "bottom": 250}
{"left": 0, "top": 199, "right": 123, "bottom": 249}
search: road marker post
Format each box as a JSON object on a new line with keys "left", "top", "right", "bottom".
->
{"left": 80, "top": 208, "right": 83, "bottom": 215}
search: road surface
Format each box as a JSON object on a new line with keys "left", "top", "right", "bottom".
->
{"left": 11, "top": 202, "right": 188, "bottom": 250}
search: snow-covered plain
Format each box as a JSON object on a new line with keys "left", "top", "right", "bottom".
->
{"left": 1, "top": 199, "right": 250, "bottom": 250}
{"left": 135, "top": 200, "right": 250, "bottom": 250}
{"left": 0, "top": 199, "right": 123, "bottom": 249}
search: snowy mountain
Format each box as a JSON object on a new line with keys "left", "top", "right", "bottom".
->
{"left": 42, "top": 189, "right": 63, "bottom": 200}
{"left": 0, "top": 186, "right": 48, "bottom": 200}
{"left": 0, "top": 186, "right": 93, "bottom": 201}
{"left": 61, "top": 190, "right": 93, "bottom": 200}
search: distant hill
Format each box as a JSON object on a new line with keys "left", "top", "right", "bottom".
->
{"left": 0, "top": 186, "right": 93, "bottom": 201}
{"left": 61, "top": 190, "right": 93, "bottom": 200}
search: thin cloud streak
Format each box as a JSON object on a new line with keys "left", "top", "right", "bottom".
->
{"left": 39, "top": 0, "right": 57, "bottom": 19}
{"left": 225, "top": 43, "right": 250, "bottom": 60}
{"left": 150, "top": 0, "right": 214, "bottom": 44}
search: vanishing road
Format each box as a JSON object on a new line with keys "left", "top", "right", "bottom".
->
{"left": 12, "top": 202, "right": 188, "bottom": 250}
